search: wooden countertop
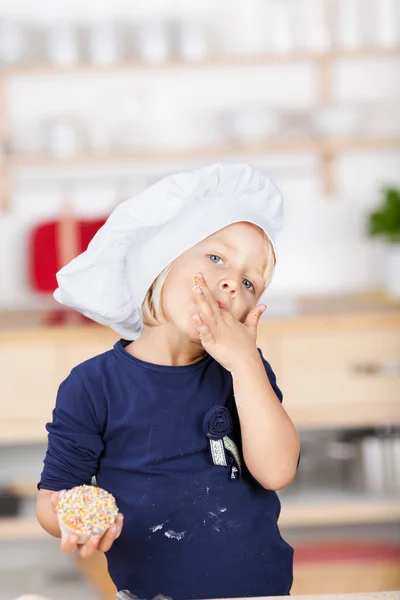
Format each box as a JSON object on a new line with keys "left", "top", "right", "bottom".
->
{"left": 0, "top": 291, "right": 398, "bottom": 333}
{"left": 292, "top": 290, "right": 399, "bottom": 316}
{"left": 219, "top": 594, "right": 400, "bottom": 600}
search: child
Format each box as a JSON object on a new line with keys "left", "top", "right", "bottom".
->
{"left": 36, "top": 163, "right": 300, "bottom": 600}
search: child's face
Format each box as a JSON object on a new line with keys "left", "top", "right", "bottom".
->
{"left": 161, "top": 221, "right": 269, "bottom": 338}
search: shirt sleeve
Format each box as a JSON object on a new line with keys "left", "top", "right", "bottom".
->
{"left": 37, "top": 367, "right": 105, "bottom": 491}
{"left": 257, "top": 347, "right": 283, "bottom": 404}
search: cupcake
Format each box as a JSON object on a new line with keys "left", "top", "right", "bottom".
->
{"left": 56, "top": 484, "right": 118, "bottom": 544}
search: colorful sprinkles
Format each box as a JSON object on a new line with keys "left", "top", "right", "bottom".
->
{"left": 56, "top": 485, "right": 118, "bottom": 535}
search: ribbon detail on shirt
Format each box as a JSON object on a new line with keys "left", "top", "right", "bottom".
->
{"left": 203, "top": 406, "right": 241, "bottom": 480}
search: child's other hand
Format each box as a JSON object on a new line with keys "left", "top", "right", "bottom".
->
{"left": 51, "top": 491, "right": 124, "bottom": 558}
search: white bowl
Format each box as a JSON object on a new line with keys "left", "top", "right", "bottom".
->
{"left": 225, "top": 106, "right": 281, "bottom": 144}
{"left": 311, "top": 104, "right": 364, "bottom": 137}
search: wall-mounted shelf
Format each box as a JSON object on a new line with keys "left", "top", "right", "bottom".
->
{"left": 5, "top": 135, "right": 400, "bottom": 168}
{"left": 1, "top": 47, "right": 399, "bottom": 76}
{"left": 1, "top": 135, "right": 397, "bottom": 211}
{"left": 1, "top": 46, "right": 399, "bottom": 208}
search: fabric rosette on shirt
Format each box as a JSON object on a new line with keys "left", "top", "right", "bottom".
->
{"left": 203, "top": 406, "right": 242, "bottom": 480}
{"left": 203, "top": 406, "right": 233, "bottom": 440}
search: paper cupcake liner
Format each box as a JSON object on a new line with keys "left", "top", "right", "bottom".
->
{"left": 58, "top": 514, "right": 98, "bottom": 545}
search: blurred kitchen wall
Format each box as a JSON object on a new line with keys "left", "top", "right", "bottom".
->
{"left": 0, "top": 0, "right": 399, "bottom": 309}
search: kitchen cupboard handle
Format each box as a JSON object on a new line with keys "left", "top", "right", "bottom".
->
{"left": 351, "top": 361, "right": 400, "bottom": 375}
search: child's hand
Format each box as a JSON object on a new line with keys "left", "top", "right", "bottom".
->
{"left": 51, "top": 491, "right": 124, "bottom": 558}
{"left": 191, "top": 272, "right": 266, "bottom": 372}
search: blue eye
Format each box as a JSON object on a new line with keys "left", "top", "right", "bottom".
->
{"left": 242, "top": 279, "right": 255, "bottom": 292}
{"left": 208, "top": 254, "right": 223, "bottom": 264}
{"left": 209, "top": 255, "right": 255, "bottom": 292}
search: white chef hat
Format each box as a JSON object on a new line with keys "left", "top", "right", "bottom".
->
{"left": 54, "top": 162, "right": 283, "bottom": 339}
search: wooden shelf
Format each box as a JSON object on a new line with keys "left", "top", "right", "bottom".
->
{"left": 6, "top": 136, "right": 400, "bottom": 168}
{"left": 0, "top": 420, "right": 51, "bottom": 445}
{"left": 7, "top": 480, "right": 38, "bottom": 496}
{"left": 2, "top": 48, "right": 400, "bottom": 76}
{"left": 0, "top": 516, "right": 47, "bottom": 540}
{"left": 279, "top": 495, "right": 400, "bottom": 528}
{"left": 8, "top": 481, "right": 38, "bottom": 496}
{"left": 1, "top": 495, "right": 399, "bottom": 540}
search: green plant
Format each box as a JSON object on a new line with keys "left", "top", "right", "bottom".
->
{"left": 367, "top": 187, "right": 400, "bottom": 244}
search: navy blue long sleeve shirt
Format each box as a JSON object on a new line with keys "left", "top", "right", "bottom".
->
{"left": 38, "top": 339, "right": 294, "bottom": 599}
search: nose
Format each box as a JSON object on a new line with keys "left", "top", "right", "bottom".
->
{"left": 219, "top": 278, "right": 239, "bottom": 297}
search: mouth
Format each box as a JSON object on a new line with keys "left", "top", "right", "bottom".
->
{"left": 217, "top": 300, "right": 228, "bottom": 310}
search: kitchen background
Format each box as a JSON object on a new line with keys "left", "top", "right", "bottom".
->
{"left": 0, "top": 0, "right": 399, "bottom": 599}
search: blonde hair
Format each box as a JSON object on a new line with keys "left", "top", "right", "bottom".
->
{"left": 141, "top": 233, "right": 275, "bottom": 327}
